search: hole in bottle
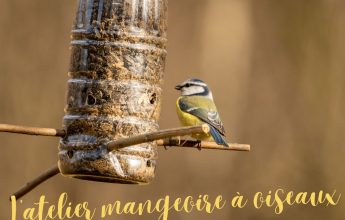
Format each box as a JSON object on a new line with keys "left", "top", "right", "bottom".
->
{"left": 67, "top": 150, "right": 74, "bottom": 158}
{"left": 87, "top": 94, "right": 96, "bottom": 105}
{"left": 150, "top": 93, "right": 156, "bottom": 104}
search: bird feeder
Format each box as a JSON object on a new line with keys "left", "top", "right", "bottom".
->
{"left": 1, "top": 0, "right": 249, "bottom": 200}
{"left": 58, "top": 0, "right": 168, "bottom": 184}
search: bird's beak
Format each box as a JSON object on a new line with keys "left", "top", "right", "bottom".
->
{"left": 175, "top": 84, "right": 182, "bottom": 90}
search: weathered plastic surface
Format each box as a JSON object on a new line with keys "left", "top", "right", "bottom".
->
{"left": 58, "top": 0, "right": 167, "bottom": 184}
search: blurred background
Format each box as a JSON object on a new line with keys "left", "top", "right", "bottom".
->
{"left": 0, "top": 0, "right": 344, "bottom": 219}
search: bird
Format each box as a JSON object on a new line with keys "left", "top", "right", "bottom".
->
{"left": 175, "top": 78, "right": 229, "bottom": 147}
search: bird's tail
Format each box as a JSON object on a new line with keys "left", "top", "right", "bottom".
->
{"left": 209, "top": 126, "right": 229, "bottom": 147}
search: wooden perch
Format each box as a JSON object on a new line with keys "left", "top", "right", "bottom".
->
{"left": 158, "top": 138, "right": 250, "bottom": 151}
{"left": 0, "top": 124, "right": 65, "bottom": 137}
{"left": 11, "top": 165, "right": 60, "bottom": 200}
{"left": 107, "top": 124, "right": 210, "bottom": 151}
{"left": 8, "top": 123, "right": 250, "bottom": 199}
{"left": 0, "top": 123, "right": 250, "bottom": 151}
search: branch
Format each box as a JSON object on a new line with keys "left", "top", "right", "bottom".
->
{"left": 10, "top": 124, "right": 250, "bottom": 199}
{"left": 11, "top": 165, "right": 60, "bottom": 200}
{"left": 0, "top": 123, "right": 249, "bottom": 151}
{"left": 157, "top": 138, "right": 250, "bottom": 151}
{"left": 106, "top": 124, "right": 210, "bottom": 151}
{"left": 0, "top": 124, "right": 65, "bottom": 137}
{"left": 107, "top": 124, "right": 250, "bottom": 151}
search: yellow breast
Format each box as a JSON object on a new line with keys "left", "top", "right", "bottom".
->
{"left": 176, "top": 97, "right": 212, "bottom": 140}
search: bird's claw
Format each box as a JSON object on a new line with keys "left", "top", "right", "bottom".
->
{"left": 197, "top": 140, "right": 202, "bottom": 151}
{"left": 180, "top": 139, "right": 188, "bottom": 146}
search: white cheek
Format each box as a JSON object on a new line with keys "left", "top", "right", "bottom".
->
{"left": 181, "top": 88, "right": 190, "bottom": 95}
{"left": 207, "top": 92, "right": 214, "bottom": 100}
{"left": 182, "top": 86, "right": 204, "bottom": 96}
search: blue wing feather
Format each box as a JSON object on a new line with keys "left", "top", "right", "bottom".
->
{"left": 209, "top": 126, "right": 229, "bottom": 147}
{"left": 178, "top": 98, "right": 226, "bottom": 135}
{"left": 178, "top": 97, "right": 229, "bottom": 147}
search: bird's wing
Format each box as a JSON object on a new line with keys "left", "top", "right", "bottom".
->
{"left": 178, "top": 97, "right": 226, "bottom": 136}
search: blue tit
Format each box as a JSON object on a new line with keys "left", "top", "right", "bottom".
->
{"left": 175, "top": 78, "right": 229, "bottom": 147}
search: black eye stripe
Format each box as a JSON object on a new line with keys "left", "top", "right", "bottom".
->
{"left": 183, "top": 81, "right": 207, "bottom": 88}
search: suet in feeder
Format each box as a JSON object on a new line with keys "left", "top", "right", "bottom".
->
{"left": 58, "top": 0, "right": 168, "bottom": 184}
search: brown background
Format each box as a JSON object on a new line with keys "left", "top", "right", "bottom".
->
{"left": 0, "top": 0, "right": 344, "bottom": 219}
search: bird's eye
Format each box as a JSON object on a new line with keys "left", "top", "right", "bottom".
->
{"left": 185, "top": 83, "right": 191, "bottom": 87}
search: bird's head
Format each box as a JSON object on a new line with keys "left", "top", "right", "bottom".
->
{"left": 175, "top": 78, "right": 213, "bottom": 100}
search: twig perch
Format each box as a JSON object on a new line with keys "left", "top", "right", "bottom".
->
{"left": 157, "top": 138, "right": 250, "bottom": 151}
{"left": 7, "top": 123, "right": 250, "bottom": 200}
{"left": 11, "top": 165, "right": 60, "bottom": 200}
{"left": 0, "top": 124, "right": 65, "bottom": 137}
{"left": 107, "top": 124, "right": 210, "bottom": 151}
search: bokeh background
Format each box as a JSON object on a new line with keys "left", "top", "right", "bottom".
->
{"left": 1, "top": 0, "right": 344, "bottom": 219}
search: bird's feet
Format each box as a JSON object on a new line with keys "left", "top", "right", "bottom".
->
{"left": 180, "top": 138, "right": 188, "bottom": 146}
{"left": 196, "top": 140, "right": 202, "bottom": 151}
{"left": 164, "top": 137, "right": 181, "bottom": 150}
